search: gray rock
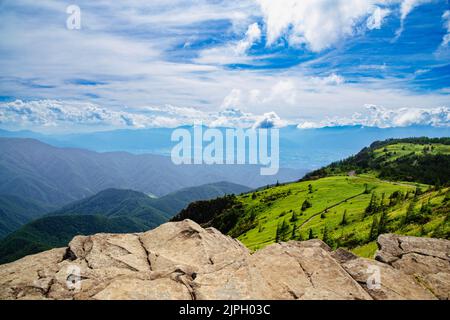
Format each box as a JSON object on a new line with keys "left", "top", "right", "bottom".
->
{"left": 0, "top": 222, "right": 449, "bottom": 300}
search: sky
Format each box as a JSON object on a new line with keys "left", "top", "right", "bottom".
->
{"left": 0, "top": 0, "right": 449, "bottom": 132}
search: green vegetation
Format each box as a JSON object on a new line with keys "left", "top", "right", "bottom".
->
{"left": 0, "top": 195, "right": 54, "bottom": 239}
{"left": 174, "top": 138, "right": 450, "bottom": 258}
{"left": 304, "top": 137, "right": 450, "bottom": 186}
{"left": 0, "top": 215, "right": 148, "bottom": 264}
{"left": 0, "top": 182, "right": 250, "bottom": 264}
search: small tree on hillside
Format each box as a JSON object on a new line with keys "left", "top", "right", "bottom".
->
{"left": 322, "top": 226, "right": 331, "bottom": 247}
{"left": 301, "top": 199, "right": 312, "bottom": 211}
{"left": 404, "top": 199, "right": 417, "bottom": 225}
{"left": 377, "top": 208, "right": 389, "bottom": 235}
{"left": 308, "top": 228, "right": 314, "bottom": 240}
{"left": 369, "top": 216, "right": 379, "bottom": 241}
{"left": 291, "top": 224, "right": 297, "bottom": 240}
{"left": 308, "top": 184, "right": 313, "bottom": 194}
{"left": 340, "top": 210, "right": 348, "bottom": 226}
{"left": 290, "top": 211, "right": 298, "bottom": 222}
{"left": 365, "top": 192, "right": 378, "bottom": 216}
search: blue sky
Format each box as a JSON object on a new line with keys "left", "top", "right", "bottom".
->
{"left": 0, "top": 0, "right": 449, "bottom": 132}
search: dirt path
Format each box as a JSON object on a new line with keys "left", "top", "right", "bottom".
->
{"left": 297, "top": 190, "right": 367, "bottom": 230}
{"left": 247, "top": 190, "right": 367, "bottom": 249}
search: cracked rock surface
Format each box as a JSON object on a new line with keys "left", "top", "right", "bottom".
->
{"left": 0, "top": 220, "right": 448, "bottom": 300}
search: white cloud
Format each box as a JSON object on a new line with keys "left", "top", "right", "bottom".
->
{"left": 221, "top": 89, "right": 242, "bottom": 109}
{"left": 235, "top": 23, "right": 262, "bottom": 55}
{"left": 367, "top": 7, "right": 391, "bottom": 30}
{"left": 253, "top": 111, "right": 288, "bottom": 129}
{"left": 297, "top": 105, "right": 450, "bottom": 129}
{"left": 195, "top": 22, "right": 262, "bottom": 66}
{"left": 0, "top": 99, "right": 289, "bottom": 131}
{"left": 313, "top": 73, "right": 345, "bottom": 86}
{"left": 442, "top": 10, "right": 450, "bottom": 46}
{"left": 255, "top": 0, "right": 392, "bottom": 52}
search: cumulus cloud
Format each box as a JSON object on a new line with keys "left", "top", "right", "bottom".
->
{"left": 297, "top": 105, "right": 450, "bottom": 129}
{"left": 0, "top": 100, "right": 143, "bottom": 128}
{"left": 255, "top": 0, "right": 436, "bottom": 51}
{"left": 253, "top": 112, "right": 288, "bottom": 129}
{"left": 255, "top": 0, "right": 391, "bottom": 52}
{"left": 442, "top": 10, "right": 450, "bottom": 46}
{"left": 0, "top": 99, "right": 288, "bottom": 130}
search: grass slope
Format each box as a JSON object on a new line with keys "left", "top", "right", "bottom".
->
{"left": 173, "top": 138, "right": 450, "bottom": 258}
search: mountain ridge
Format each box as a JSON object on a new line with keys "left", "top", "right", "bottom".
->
{"left": 0, "top": 182, "right": 251, "bottom": 264}
{"left": 0, "top": 137, "right": 299, "bottom": 207}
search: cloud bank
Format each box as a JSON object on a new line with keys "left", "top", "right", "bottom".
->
{"left": 298, "top": 105, "right": 450, "bottom": 129}
{"left": 0, "top": 100, "right": 287, "bottom": 131}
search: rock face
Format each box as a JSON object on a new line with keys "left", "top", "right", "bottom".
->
{"left": 0, "top": 220, "right": 448, "bottom": 300}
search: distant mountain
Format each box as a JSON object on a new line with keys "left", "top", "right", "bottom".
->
{"left": 0, "top": 215, "right": 148, "bottom": 264}
{"left": 49, "top": 188, "right": 170, "bottom": 227}
{"left": 0, "top": 182, "right": 251, "bottom": 263}
{"left": 50, "top": 182, "right": 250, "bottom": 221}
{"left": 0, "top": 138, "right": 302, "bottom": 207}
{"left": 1, "top": 125, "right": 449, "bottom": 169}
{"left": 0, "top": 195, "right": 53, "bottom": 239}
{"left": 150, "top": 181, "right": 251, "bottom": 216}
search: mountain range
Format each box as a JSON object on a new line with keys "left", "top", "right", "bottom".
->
{"left": 1, "top": 125, "right": 449, "bottom": 170}
{"left": 0, "top": 137, "right": 301, "bottom": 207}
{"left": 0, "top": 182, "right": 250, "bottom": 264}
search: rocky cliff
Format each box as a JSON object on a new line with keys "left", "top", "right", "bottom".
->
{"left": 0, "top": 220, "right": 448, "bottom": 300}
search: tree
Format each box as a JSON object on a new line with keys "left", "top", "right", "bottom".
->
{"left": 404, "top": 199, "right": 416, "bottom": 225}
{"left": 291, "top": 224, "right": 297, "bottom": 240}
{"left": 301, "top": 199, "right": 312, "bottom": 211}
{"left": 275, "top": 222, "right": 281, "bottom": 243}
{"left": 290, "top": 211, "right": 298, "bottom": 222}
{"left": 251, "top": 193, "right": 257, "bottom": 200}
{"left": 365, "top": 192, "right": 378, "bottom": 216}
{"left": 363, "top": 183, "right": 370, "bottom": 194}
{"left": 369, "top": 216, "right": 379, "bottom": 241}
{"left": 340, "top": 210, "right": 348, "bottom": 226}
{"left": 322, "top": 226, "right": 331, "bottom": 246}
{"left": 378, "top": 208, "right": 389, "bottom": 235}
{"left": 275, "top": 219, "right": 290, "bottom": 242}
{"left": 308, "top": 184, "right": 313, "bottom": 194}
{"left": 308, "top": 228, "right": 314, "bottom": 240}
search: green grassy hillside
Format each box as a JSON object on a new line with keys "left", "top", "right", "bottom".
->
{"left": 304, "top": 137, "right": 450, "bottom": 185}
{"left": 173, "top": 138, "right": 450, "bottom": 258}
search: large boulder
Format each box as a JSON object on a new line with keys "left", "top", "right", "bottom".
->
{"left": 0, "top": 222, "right": 448, "bottom": 300}
{"left": 375, "top": 234, "right": 450, "bottom": 300}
